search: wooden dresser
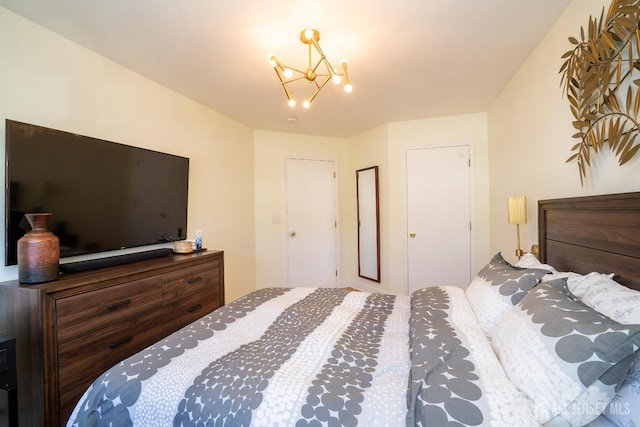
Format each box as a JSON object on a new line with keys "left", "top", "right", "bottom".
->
{"left": 0, "top": 250, "right": 224, "bottom": 427}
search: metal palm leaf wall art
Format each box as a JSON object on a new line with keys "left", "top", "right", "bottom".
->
{"left": 559, "top": 0, "right": 640, "bottom": 184}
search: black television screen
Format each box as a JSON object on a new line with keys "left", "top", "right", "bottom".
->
{"left": 5, "top": 119, "right": 189, "bottom": 266}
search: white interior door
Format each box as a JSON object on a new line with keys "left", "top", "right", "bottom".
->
{"left": 407, "top": 145, "right": 472, "bottom": 294}
{"left": 286, "top": 158, "right": 337, "bottom": 287}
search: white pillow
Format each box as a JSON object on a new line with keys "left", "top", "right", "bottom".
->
{"left": 541, "top": 270, "right": 581, "bottom": 282}
{"left": 581, "top": 276, "right": 640, "bottom": 324}
{"left": 513, "top": 255, "right": 616, "bottom": 299}
{"left": 512, "top": 254, "right": 619, "bottom": 301}
{"left": 569, "top": 272, "right": 616, "bottom": 299}
{"left": 540, "top": 271, "right": 614, "bottom": 299}
{"left": 515, "top": 253, "right": 558, "bottom": 273}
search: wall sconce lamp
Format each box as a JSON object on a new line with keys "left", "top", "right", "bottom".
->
{"left": 268, "top": 29, "right": 352, "bottom": 109}
{"left": 507, "top": 196, "right": 527, "bottom": 259}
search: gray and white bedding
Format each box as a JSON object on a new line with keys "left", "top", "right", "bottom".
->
{"left": 68, "top": 287, "right": 412, "bottom": 426}
{"left": 67, "top": 269, "right": 640, "bottom": 427}
{"left": 408, "top": 286, "right": 536, "bottom": 426}
{"left": 67, "top": 285, "right": 537, "bottom": 426}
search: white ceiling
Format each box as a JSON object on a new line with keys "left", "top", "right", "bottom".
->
{"left": 0, "top": 0, "right": 571, "bottom": 138}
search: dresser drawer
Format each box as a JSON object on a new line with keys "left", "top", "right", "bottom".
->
{"left": 57, "top": 313, "right": 164, "bottom": 416}
{"left": 162, "top": 259, "right": 220, "bottom": 295}
{"left": 163, "top": 286, "right": 221, "bottom": 334}
{"left": 162, "top": 269, "right": 219, "bottom": 301}
{"left": 56, "top": 276, "right": 163, "bottom": 343}
{"left": 162, "top": 260, "right": 221, "bottom": 334}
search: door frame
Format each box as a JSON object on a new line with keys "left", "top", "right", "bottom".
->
{"left": 403, "top": 142, "right": 476, "bottom": 295}
{"left": 283, "top": 155, "right": 340, "bottom": 287}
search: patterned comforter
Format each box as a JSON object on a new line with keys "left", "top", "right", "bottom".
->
{"left": 407, "top": 286, "right": 536, "bottom": 426}
{"left": 67, "top": 286, "right": 537, "bottom": 426}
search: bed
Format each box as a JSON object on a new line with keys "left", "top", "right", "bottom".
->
{"left": 67, "top": 192, "right": 640, "bottom": 426}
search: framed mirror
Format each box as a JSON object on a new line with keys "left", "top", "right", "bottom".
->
{"left": 356, "top": 166, "right": 380, "bottom": 282}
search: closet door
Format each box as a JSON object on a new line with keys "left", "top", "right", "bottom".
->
{"left": 406, "top": 145, "right": 472, "bottom": 294}
{"left": 285, "top": 157, "right": 338, "bottom": 287}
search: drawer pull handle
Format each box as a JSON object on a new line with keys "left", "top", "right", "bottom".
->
{"left": 187, "top": 276, "right": 202, "bottom": 284}
{"left": 108, "top": 336, "right": 132, "bottom": 349}
{"left": 107, "top": 299, "right": 131, "bottom": 311}
{"left": 187, "top": 304, "right": 202, "bottom": 313}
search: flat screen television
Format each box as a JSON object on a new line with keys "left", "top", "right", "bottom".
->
{"left": 5, "top": 119, "right": 189, "bottom": 266}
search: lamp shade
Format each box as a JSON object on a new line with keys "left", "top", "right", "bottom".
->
{"left": 507, "top": 196, "right": 527, "bottom": 225}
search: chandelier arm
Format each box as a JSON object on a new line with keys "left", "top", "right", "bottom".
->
{"left": 310, "top": 60, "right": 342, "bottom": 80}
{"left": 307, "top": 75, "right": 332, "bottom": 104}
{"left": 324, "top": 59, "right": 340, "bottom": 77}
{"left": 281, "top": 65, "right": 307, "bottom": 76}
{"left": 272, "top": 68, "right": 294, "bottom": 102}
{"left": 341, "top": 60, "right": 349, "bottom": 79}
{"left": 309, "top": 39, "right": 325, "bottom": 61}
{"left": 272, "top": 65, "right": 284, "bottom": 79}
{"left": 282, "top": 84, "right": 294, "bottom": 102}
{"left": 311, "top": 59, "right": 325, "bottom": 77}
{"left": 282, "top": 75, "right": 308, "bottom": 84}
{"left": 318, "top": 75, "right": 332, "bottom": 89}
{"left": 309, "top": 39, "right": 340, "bottom": 77}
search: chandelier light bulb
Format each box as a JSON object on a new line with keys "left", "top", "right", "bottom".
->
{"left": 268, "top": 54, "right": 277, "bottom": 67}
{"left": 344, "top": 83, "right": 353, "bottom": 93}
{"left": 304, "top": 29, "right": 314, "bottom": 41}
{"left": 283, "top": 68, "right": 293, "bottom": 79}
{"left": 303, "top": 100, "right": 311, "bottom": 109}
{"left": 332, "top": 75, "right": 342, "bottom": 85}
{"left": 288, "top": 99, "right": 296, "bottom": 107}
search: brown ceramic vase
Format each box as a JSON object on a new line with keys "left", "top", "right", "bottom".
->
{"left": 17, "top": 213, "right": 60, "bottom": 284}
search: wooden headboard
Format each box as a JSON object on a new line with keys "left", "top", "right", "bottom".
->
{"left": 538, "top": 192, "right": 640, "bottom": 291}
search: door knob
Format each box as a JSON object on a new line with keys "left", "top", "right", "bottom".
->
{"left": 290, "top": 231, "right": 296, "bottom": 237}
{"left": 409, "top": 232, "right": 416, "bottom": 238}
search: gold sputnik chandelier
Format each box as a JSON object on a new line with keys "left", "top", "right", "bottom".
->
{"left": 269, "top": 29, "right": 352, "bottom": 109}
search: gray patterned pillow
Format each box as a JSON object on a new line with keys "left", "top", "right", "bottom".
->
{"left": 465, "top": 253, "right": 549, "bottom": 338}
{"left": 602, "top": 351, "right": 640, "bottom": 426}
{"left": 493, "top": 278, "right": 640, "bottom": 425}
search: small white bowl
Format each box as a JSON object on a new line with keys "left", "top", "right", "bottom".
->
{"left": 173, "top": 240, "right": 193, "bottom": 254}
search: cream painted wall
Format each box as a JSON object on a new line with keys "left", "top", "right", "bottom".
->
{"left": 0, "top": 8, "right": 256, "bottom": 302}
{"left": 253, "top": 130, "right": 349, "bottom": 288}
{"left": 8, "top": 0, "right": 623, "bottom": 301}
{"left": 345, "top": 125, "right": 389, "bottom": 292}
{"left": 488, "top": 0, "right": 640, "bottom": 265}
{"left": 254, "top": 114, "right": 490, "bottom": 297}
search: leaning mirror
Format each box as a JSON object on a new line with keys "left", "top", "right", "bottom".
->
{"left": 356, "top": 166, "right": 380, "bottom": 282}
